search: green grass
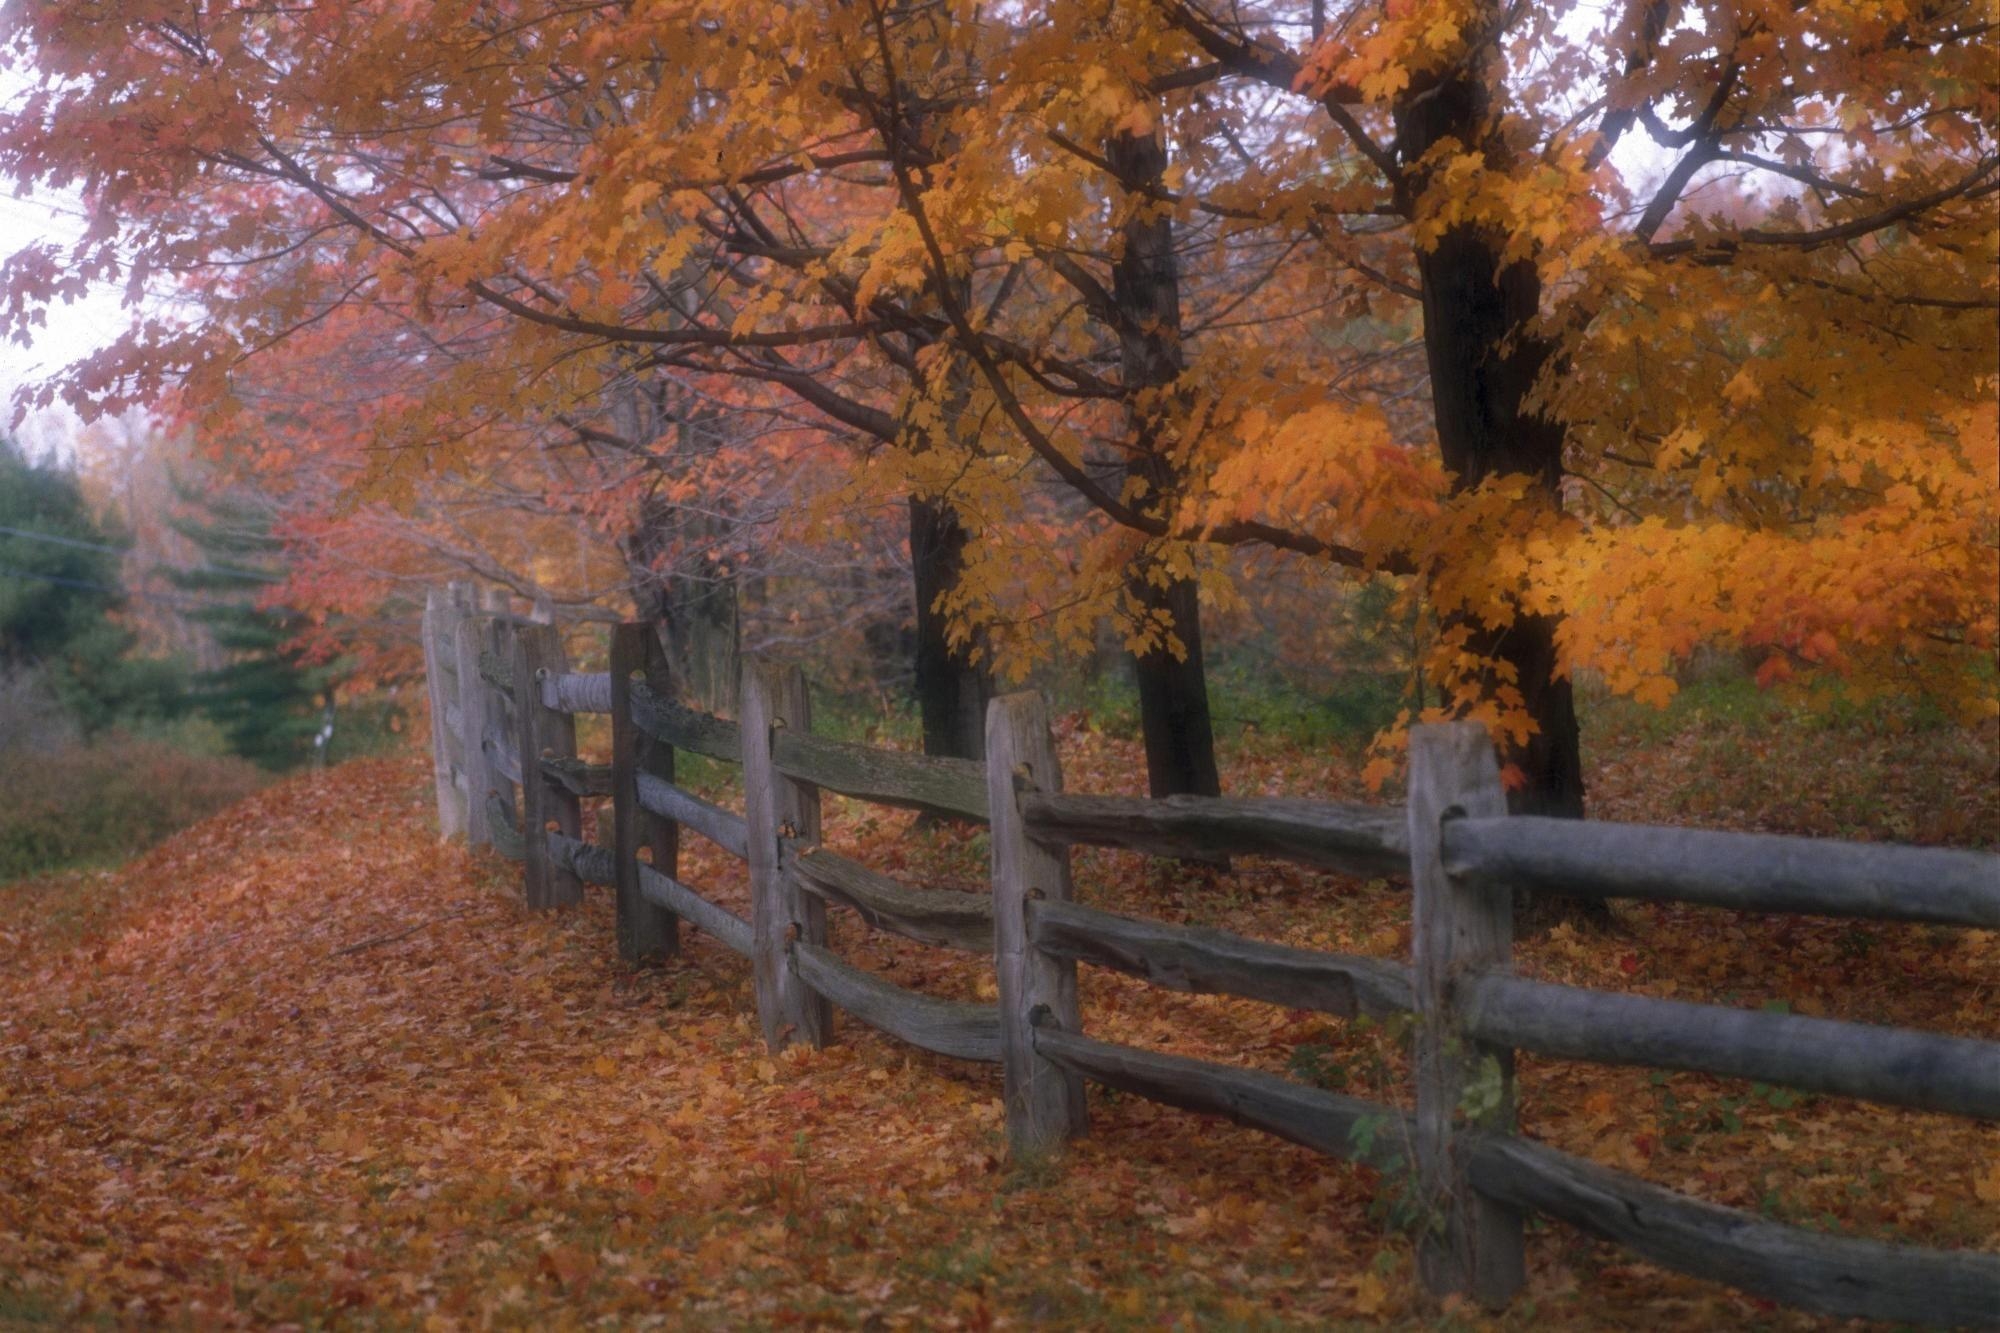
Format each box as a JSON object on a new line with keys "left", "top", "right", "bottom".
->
{"left": 807, "top": 681, "right": 925, "bottom": 749}
{"left": 0, "top": 1281, "right": 102, "bottom": 1328}
{"left": 1579, "top": 660, "right": 1998, "bottom": 845}
{"left": 1581, "top": 665, "right": 1966, "bottom": 750}
{"left": 1058, "top": 662, "right": 1404, "bottom": 751}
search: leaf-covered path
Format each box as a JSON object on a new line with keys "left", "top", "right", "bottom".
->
{"left": 2, "top": 753, "right": 1995, "bottom": 1328}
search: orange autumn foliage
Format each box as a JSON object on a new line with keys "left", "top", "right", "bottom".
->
{"left": 1, "top": 0, "right": 1993, "bottom": 796}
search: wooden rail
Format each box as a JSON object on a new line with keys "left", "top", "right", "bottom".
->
{"left": 1447, "top": 815, "right": 2000, "bottom": 928}
{"left": 630, "top": 680, "right": 741, "bottom": 762}
{"left": 1462, "top": 973, "right": 2000, "bottom": 1120}
{"left": 419, "top": 591, "right": 2000, "bottom": 1328}
{"left": 1466, "top": 1136, "right": 2000, "bottom": 1326}
{"left": 777, "top": 731, "right": 987, "bottom": 820}
{"left": 1023, "top": 792, "right": 1409, "bottom": 877}
{"left": 636, "top": 773, "right": 748, "bottom": 859}
{"left": 1031, "top": 1023, "right": 1409, "bottom": 1170}
{"left": 546, "top": 830, "right": 751, "bottom": 957}
{"left": 1029, "top": 898, "right": 1412, "bottom": 1019}
{"left": 792, "top": 847, "right": 992, "bottom": 952}
{"left": 791, "top": 942, "right": 1001, "bottom": 1062}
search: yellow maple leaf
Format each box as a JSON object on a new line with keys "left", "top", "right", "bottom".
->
{"left": 1425, "top": 17, "right": 1461, "bottom": 50}
{"left": 1722, "top": 367, "right": 1763, "bottom": 405}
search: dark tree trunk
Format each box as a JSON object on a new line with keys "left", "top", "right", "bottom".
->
{"left": 663, "top": 556, "right": 740, "bottom": 715}
{"left": 626, "top": 518, "right": 740, "bottom": 717}
{"left": 1131, "top": 571, "right": 1223, "bottom": 799}
{"left": 909, "top": 494, "right": 989, "bottom": 760}
{"left": 1396, "top": 66, "right": 1586, "bottom": 821}
{"left": 1108, "top": 124, "right": 1222, "bottom": 799}
{"left": 610, "top": 385, "right": 742, "bottom": 715}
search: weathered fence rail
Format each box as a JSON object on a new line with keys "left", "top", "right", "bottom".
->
{"left": 420, "top": 584, "right": 2000, "bottom": 1327}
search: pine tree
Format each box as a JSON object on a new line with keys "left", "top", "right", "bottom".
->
{"left": 0, "top": 436, "right": 123, "bottom": 666}
{"left": 0, "top": 437, "right": 191, "bottom": 739}
{"left": 165, "top": 483, "right": 330, "bottom": 770}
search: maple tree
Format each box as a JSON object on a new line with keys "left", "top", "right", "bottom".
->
{"left": 207, "top": 297, "right": 910, "bottom": 701}
{"left": 1, "top": 0, "right": 1994, "bottom": 809}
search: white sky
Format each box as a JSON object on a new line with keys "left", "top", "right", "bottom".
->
{"left": 0, "top": 64, "right": 139, "bottom": 456}
{"left": 0, "top": 191, "right": 131, "bottom": 389}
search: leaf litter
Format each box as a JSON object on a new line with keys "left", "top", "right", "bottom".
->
{"left": 0, "top": 721, "right": 1994, "bottom": 1329}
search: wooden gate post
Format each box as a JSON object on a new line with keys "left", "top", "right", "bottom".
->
{"left": 453, "top": 603, "right": 498, "bottom": 849}
{"left": 483, "top": 615, "right": 522, "bottom": 852}
{"left": 741, "top": 659, "right": 830, "bottom": 1050}
{"left": 422, "top": 587, "right": 468, "bottom": 839}
{"left": 610, "top": 623, "right": 679, "bottom": 962}
{"left": 511, "top": 621, "right": 584, "bottom": 909}
{"left": 443, "top": 581, "right": 476, "bottom": 829}
{"left": 986, "top": 692, "right": 1087, "bottom": 1157}
{"left": 1408, "top": 721, "right": 1523, "bottom": 1307}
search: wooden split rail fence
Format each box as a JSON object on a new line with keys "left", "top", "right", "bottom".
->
{"left": 420, "top": 584, "right": 2000, "bottom": 1326}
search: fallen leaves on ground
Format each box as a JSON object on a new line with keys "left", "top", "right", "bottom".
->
{"left": 1, "top": 720, "right": 1995, "bottom": 1329}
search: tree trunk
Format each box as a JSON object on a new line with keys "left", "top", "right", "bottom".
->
{"left": 625, "top": 495, "right": 740, "bottom": 718}
{"left": 1109, "top": 123, "right": 1222, "bottom": 800}
{"left": 1131, "top": 571, "right": 1222, "bottom": 799}
{"left": 910, "top": 494, "right": 989, "bottom": 760}
{"left": 665, "top": 555, "right": 740, "bottom": 716}
{"left": 1396, "top": 64, "right": 1585, "bottom": 821}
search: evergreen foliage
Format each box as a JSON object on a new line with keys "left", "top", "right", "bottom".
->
{"left": 0, "top": 438, "right": 192, "bottom": 738}
{"left": 0, "top": 437, "right": 123, "bottom": 665}
{"left": 165, "top": 482, "right": 331, "bottom": 770}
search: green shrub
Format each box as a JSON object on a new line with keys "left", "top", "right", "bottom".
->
{"left": 0, "top": 735, "right": 265, "bottom": 881}
{"left": 323, "top": 692, "right": 411, "bottom": 765}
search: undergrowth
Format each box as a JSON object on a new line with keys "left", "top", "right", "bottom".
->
{"left": 0, "top": 734, "right": 265, "bottom": 882}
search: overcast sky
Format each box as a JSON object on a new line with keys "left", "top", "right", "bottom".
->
{"left": 1, "top": 63, "right": 139, "bottom": 453}
{"left": 0, "top": 189, "right": 130, "bottom": 398}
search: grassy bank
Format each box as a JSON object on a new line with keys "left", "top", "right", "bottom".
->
{"left": 0, "top": 734, "right": 266, "bottom": 882}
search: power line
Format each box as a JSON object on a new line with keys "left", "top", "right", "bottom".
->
{"left": 0, "top": 521, "right": 283, "bottom": 583}
{"left": 0, "top": 520, "right": 130, "bottom": 556}
{"left": 0, "top": 562, "right": 212, "bottom": 610}
{"left": 0, "top": 190, "right": 93, "bottom": 225}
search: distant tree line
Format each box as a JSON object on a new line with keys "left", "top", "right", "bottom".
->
{"left": 0, "top": 436, "right": 335, "bottom": 769}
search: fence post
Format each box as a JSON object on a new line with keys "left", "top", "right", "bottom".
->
{"left": 444, "top": 580, "right": 476, "bottom": 829}
{"left": 453, "top": 603, "right": 497, "bottom": 849}
{"left": 1408, "top": 720, "right": 1522, "bottom": 1307}
{"left": 511, "top": 621, "right": 584, "bottom": 909}
{"left": 485, "top": 614, "right": 521, "bottom": 845}
{"left": 740, "top": 658, "right": 830, "bottom": 1050}
{"left": 421, "top": 587, "right": 468, "bottom": 839}
{"left": 986, "top": 692, "right": 1087, "bottom": 1157}
{"left": 610, "top": 622, "right": 678, "bottom": 962}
